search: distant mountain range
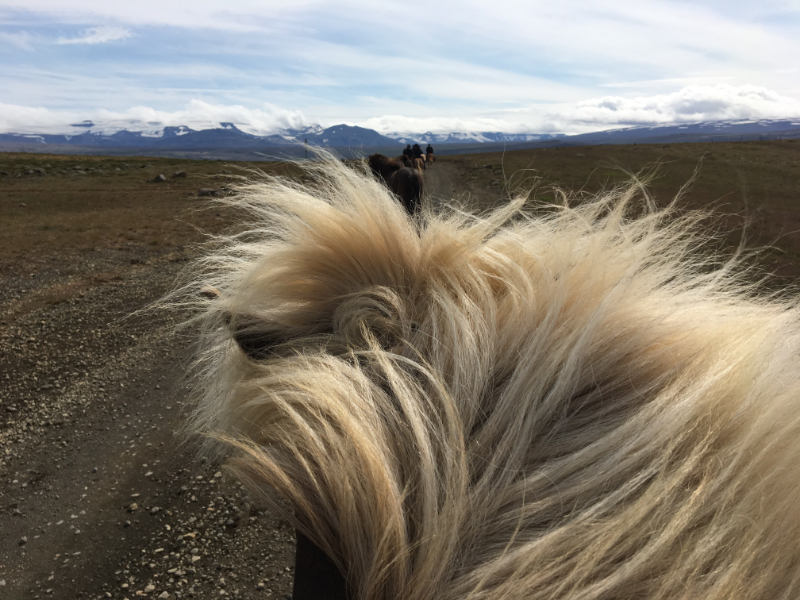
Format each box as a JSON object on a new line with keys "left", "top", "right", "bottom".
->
{"left": 563, "top": 118, "right": 800, "bottom": 145}
{"left": 1, "top": 118, "right": 799, "bottom": 159}
{"left": 0, "top": 122, "right": 399, "bottom": 150}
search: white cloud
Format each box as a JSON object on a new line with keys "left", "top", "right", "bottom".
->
{"left": 0, "top": 99, "right": 309, "bottom": 135}
{"left": 0, "top": 30, "right": 35, "bottom": 50}
{"left": 98, "top": 100, "right": 310, "bottom": 134}
{"left": 56, "top": 26, "right": 132, "bottom": 45}
{"left": 0, "top": 103, "right": 83, "bottom": 134}
{"left": 351, "top": 85, "right": 800, "bottom": 135}
{"left": 358, "top": 115, "right": 530, "bottom": 135}
{"left": 2, "top": 85, "right": 799, "bottom": 138}
{"left": 0, "top": 1, "right": 328, "bottom": 31}
{"left": 547, "top": 85, "right": 800, "bottom": 131}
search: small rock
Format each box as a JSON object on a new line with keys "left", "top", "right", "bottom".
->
{"left": 172, "top": 171, "right": 187, "bottom": 178}
{"left": 128, "top": 502, "right": 138, "bottom": 512}
{"left": 18, "top": 537, "right": 27, "bottom": 546}
{"left": 144, "top": 584, "right": 155, "bottom": 593}
{"left": 159, "top": 593, "right": 170, "bottom": 599}
{"left": 152, "top": 174, "right": 167, "bottom": 183}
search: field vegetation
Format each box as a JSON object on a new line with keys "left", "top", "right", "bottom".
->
{"left": 448, "top": 139, "right": 800, "bottom": 284}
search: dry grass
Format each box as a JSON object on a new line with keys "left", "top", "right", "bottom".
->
{"left": 3, "top": 141, "right": 800, "bottom": 286}
{"left": 439, "top": 139, "right": 800, "bottom": 284}
{"left": 0, "top": 153, "right": 300, "bottom": 275}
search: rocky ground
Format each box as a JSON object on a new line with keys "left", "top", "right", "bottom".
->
{"left": 0, "top": 157, "right": 463, "bottom": 600}
{"left": 0, "top": 244, "right": 298, "bottom": 600}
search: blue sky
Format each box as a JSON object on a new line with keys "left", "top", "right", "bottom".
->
{"left": 1, "top": 0, "right": 799, "bottom": 135}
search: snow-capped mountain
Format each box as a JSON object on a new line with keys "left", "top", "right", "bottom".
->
{"left": 387, "top": 119, "right": 800, "bottom": 146}
{"left": 564, "top": 118, "right": 800, "bottom": 145}
{"left": 1, "top": 118, "right": 798, "bottom": 158}
{"left": 0, "top": 122, "right": 398, "bottom": 149}
{"left": 384, "top": 131, "right": 565, "bottom": 145}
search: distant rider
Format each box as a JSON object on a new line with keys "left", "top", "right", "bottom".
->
{"left": 426, "top": 143, "right": 435, "bottom": 162}
{"left": 403, "top": 144, "right": 413, "bottom": 159}
{"left": 412, "top": 143, "right": 424, "bottom": 159}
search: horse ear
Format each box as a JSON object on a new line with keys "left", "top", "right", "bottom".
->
{"left": 199, "top": 287, "right": 287, "bottom": 359}
{"left": 228, "top": 315, "right": 289, "bottom": 360}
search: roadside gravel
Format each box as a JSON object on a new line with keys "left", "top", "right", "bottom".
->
{"left": 0, "top": 245, "right": 295, "bottom": 600}
{"left": 0, "top": 159, "right": 473, "bottom": 600}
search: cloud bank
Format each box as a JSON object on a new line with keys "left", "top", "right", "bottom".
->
{"left": 0, "top": 100, "right": 310, "bottom": 136}
{"left": 360, "top": 85, "right": 800, "bottom": 135}
{"left": 545, "top": 85, "right": 800, "bottom": 132}
{"left": 56, "top": 26, "right": 133, "bottom": 45}
{"left": 1, "top": 86, "right": 798, "bottom": 137}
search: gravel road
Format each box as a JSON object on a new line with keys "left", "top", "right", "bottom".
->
{"left": 0, "top": 244, "right": 296, "bottom": 600}
{"left": 0, "top": 160, "right": 470, "bottom": 600}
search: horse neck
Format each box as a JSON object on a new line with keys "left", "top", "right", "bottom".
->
{"left": 379, "top": 162, "right": 402, "bottom": 179}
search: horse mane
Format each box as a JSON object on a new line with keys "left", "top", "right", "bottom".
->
{"left": 396, "top": 154, "right": 414, "bottom": 168}
{"left": 368, "top": 153, "right": 403, "bottom": 179}
{"left": 181, "top": 156, "right": 800, "bottom": 600}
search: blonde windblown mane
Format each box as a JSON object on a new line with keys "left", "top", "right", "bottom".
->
{"left": 181, "top": 157, "right": 800, "bottom": 599}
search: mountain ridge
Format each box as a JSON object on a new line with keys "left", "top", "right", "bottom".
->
{"left": 1, "top": 119, "right": 799, "bottom": 159}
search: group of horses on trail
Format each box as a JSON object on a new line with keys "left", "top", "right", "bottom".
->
{"left": 368, "top": 152, "right": 426, "bottom": 215}
{"left": 403, "top": 143, "right": 435, "bottom": 168}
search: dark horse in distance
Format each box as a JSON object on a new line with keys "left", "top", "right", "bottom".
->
{"left": 368, "top": 153, "right": 423, "bottom": 215}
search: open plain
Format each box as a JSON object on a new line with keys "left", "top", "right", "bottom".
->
{"left": 1, "top": 140, "right": 800, "bottom": 599}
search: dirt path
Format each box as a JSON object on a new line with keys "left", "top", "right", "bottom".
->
{"left": 0, "top": 155, "right": 471, "bottom": 600}
{"left": 0, "top": 156, "right": 479, "bottom": 600}
{"left": 0, "top": 250, "right": 296, "bottom": 600}
{"left": 422, "top": 160, "right": 458, "bottom": 205}
{"left": 422, "top": 158, "right": 505, "bottom": 214}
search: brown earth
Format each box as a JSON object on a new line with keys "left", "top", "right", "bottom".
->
{"left": 1, "top": 142, "right": 800, "bottom": 599}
